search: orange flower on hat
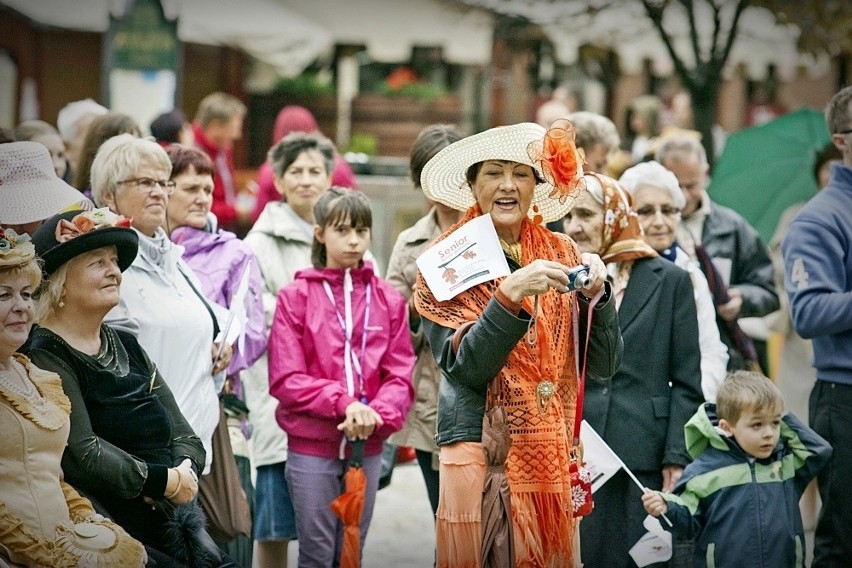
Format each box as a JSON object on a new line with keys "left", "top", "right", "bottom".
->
{"left": 529, "top": 118, "right": 585, "bottom": 206}
{"left": 73, "top": 214, "right": 95, "bottom": 233}
{"left": 55, "top": 220, "right": 83, "bottom": 244}
{"left": 54, "top": 208, "right": 132, "bottom": 244}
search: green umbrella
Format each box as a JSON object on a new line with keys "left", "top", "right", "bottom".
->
{"left": 708, "top": 108, "right": 831, "bottom": 243}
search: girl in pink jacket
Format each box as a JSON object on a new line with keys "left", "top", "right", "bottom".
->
{"left": 267, "top": 187, "right": 415, "bottom": 567}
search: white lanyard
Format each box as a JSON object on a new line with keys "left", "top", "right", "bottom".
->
{"left": 322, "top": 271, "right": 372, "bottom": 402}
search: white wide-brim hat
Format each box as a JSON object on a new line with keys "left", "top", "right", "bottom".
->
{"left": 0, "top": 141, "right": 88, "bottom": 225}
{"left": 420, "top": 122, "right": 579, "bottom": 223}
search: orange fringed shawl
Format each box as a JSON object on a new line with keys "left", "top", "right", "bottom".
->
{"left": 414, "top": 205, "right": 583, "bottom": 567}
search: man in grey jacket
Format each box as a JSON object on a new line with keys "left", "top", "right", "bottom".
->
{"left": 657, "top": 136, "right": 779, "bottom": 371}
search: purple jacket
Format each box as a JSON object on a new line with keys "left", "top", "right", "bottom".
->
{"left": 268, "top": 262, "right": 415, "bottom": 459}
{"left": 171, "top": 226, "right": 267, "bottom": 382}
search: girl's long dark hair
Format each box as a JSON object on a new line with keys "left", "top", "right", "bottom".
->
{"left": 311, "top": 187, "right": 373, "bottom": 268}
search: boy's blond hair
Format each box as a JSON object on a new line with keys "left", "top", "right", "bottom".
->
{"left": 716, "top": 370, "right": 784, "bottom": 425}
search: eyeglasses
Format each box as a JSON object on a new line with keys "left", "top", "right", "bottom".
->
{"left": 635, "top": 205, "right": 681, "bottom": 218}
{"left": 835, "top": 129, "right": 852, "bottom": 135}
{"left": 117, "top": 177, "right": 176, "bottom": 195}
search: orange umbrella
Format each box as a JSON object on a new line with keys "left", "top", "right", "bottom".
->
{"left": 330, "top": 439, "right": 367, "bottom": 568}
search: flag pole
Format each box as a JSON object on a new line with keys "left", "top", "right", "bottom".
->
{"left": 581, "top": 420, "right": 673, "bottom": 527}
{"left": 213, "top": 263, "right": 252, "bottom": 369}
{"left": 614, "top": 453, "right": 673, "bottom": 528}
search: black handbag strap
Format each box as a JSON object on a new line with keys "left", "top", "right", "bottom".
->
{"left": 177, "top": 264, "right": 220, "bottom": 342}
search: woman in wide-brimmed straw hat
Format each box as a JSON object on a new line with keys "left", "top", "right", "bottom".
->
{"left": 28, "top": 208, "right": 237, "bottom": 567}
{"left": 413, "top": 119, "right": 624, "bottom": 567}
{"left": 0, "top": 141, "right": 90, "bottom": 236}
{"left": 0, "top": 224, "right": 146, "bottom": 567}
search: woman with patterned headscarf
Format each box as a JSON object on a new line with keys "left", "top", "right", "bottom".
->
{"left": 564, "top": 173, "right": 704, "bottom": 567}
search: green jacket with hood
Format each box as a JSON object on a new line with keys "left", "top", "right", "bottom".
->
{"left": 661, "top": 403, "right": 831, "bottom": 568}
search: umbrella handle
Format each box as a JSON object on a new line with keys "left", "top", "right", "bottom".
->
{"left": 349, "top": 439, "right": 365, "bottom": 467}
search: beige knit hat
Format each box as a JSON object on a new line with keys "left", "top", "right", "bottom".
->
{"left": 420, "top": 121, "right": 585, "bottom": 223}
{"left": 0, "top": 141, "right": 88, "bottom": 225}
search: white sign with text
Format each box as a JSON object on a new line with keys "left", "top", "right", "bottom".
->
{"left": 416, "top": 214, "right": 510, "bottom": 302}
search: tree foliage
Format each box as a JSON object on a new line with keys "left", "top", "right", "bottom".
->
{"left": 639, "top": 0, "right": 748, "bottom": 166}
{"left": 754, "top": 0, "right": 852, "bottom": 56}
{"left": 461, "top": 0, "right": 846, "bottom": 166}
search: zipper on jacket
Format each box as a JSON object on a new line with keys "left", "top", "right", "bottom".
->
{"left": 749, "top": 461, "right": 766, "bottom": 567}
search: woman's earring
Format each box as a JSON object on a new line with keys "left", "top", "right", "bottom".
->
{"left": 58, "top": 300, "right": 65, "bottom": 308}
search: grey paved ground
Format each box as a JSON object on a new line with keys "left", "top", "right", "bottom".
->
{"left": 287, "top": 461, "right": 436, "bottom": 566}
{"left": 283, "top": 459, "right": 816, "bottom": 566}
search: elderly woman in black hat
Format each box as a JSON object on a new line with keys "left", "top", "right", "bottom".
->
{"left": 0, "top": 226, "right": 146, "bottom": 567}
{"left": 28, "top": 208, "right": 235, "bottom": 567}
{"left": 87, "top": 133, "right": 231, "bottom": 480}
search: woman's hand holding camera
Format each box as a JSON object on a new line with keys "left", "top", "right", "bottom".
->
{"left": 499, "top": 254, "right": 606, "bottom": 302}
{"left": 579, "top": 252, "right": 607, "bottom": 296}
{"left": 499, "top": 259, "right": 576, "bottom": 302}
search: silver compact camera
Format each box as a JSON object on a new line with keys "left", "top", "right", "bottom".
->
{"left": 566, "top": 265, "right": 591, "bottom": 291}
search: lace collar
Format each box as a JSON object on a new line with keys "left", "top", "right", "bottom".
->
{"left": 0, "top": 354, "right": 70, "bottom": 430}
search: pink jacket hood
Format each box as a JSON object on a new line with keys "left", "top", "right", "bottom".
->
{"left": 268, "top": 262, "right": 415, "bottom": 459}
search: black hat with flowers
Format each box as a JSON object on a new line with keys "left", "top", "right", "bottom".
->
{"left": 32, "top": 208, "right": 138, "bottom": 276}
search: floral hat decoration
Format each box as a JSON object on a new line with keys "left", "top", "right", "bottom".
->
{"left": 32, "top": 208, "right": 138, "bottom": 276}
{"left": 526, "top": 117, "right": 587, "bottom": 215}
{"left": 0, "top": 227, "right": 36, "bottom": 269}
{"left": 420, "top": 120, "right": 586, "bottom": 224}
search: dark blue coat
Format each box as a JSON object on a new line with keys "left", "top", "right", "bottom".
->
{"left": 664, "top": 404, "right": 832, "bottom": 568}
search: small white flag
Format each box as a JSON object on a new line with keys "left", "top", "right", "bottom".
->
{"left": 580, "top": 420, "right": 674, "bottom": 528}
{"left": 628, "top": 515, "right": 673, "bottom": 567}
{"left": 230, "top": 262, "right": 252, "bottom": 354}
{"left": 580, "top": 420, "right": 623, "bottom": 493}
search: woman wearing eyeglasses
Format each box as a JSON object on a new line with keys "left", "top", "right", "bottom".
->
{"left": 619, "top": 161, "right": 729, "bottom": 402}
{"left": 91, "top": 134, "right": 233, "bottom": 482}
